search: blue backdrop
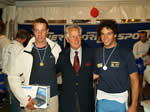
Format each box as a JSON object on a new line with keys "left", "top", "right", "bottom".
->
{"left": 18, "top": 22, "right": 150, "bottom": 49}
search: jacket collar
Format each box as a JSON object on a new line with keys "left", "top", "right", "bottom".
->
{"left": 24, "top": 37, "right": 56, "bottom": 52}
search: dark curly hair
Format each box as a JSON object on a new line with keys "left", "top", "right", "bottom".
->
{"left": 96, "top": 20, "right": 119, "bottom": 40}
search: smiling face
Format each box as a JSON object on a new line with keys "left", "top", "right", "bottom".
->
{"left": 66, "top": 27, "right": 81, "bottom": 50}
{"left": 140, "top": 33, "right": 147, "bottom": 43}
{"left": 100, "top": 27, "right": 117, "bottom": 48}
{"left": 33, "top": 23, "right": 49, "bottom": 47}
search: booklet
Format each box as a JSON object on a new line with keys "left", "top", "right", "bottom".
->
{"left": 22, "top": 85, "right": 50, "bottom": 108}
{"left": 141, "top": 100, "right": 150, "bottom": 110}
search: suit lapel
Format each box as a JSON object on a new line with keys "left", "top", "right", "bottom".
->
{"left": 65, "top": 48, "right": 72, "bottom": 66}
{"left": 79, "top": 47, "right": 86, "bottom": 72}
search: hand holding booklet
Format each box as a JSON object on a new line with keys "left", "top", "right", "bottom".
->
{"left": 22, "top": 85, "right": 50, "bottom": 108}
{"left": 141, "top": 100, "right": 150, "bottom": 112}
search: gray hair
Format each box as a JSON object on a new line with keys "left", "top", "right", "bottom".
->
{"left": 64, "top": 25, "right": 82, "bottom": 38}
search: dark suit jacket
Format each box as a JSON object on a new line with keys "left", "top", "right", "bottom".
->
{"left": 56, "top": 47, "right": 95, "bottom": 112}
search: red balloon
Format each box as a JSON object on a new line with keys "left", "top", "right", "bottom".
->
{"left": 90, "top": 8, "right": 99, "bottom": 18}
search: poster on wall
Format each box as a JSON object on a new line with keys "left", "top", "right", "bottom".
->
{"left": 18, "top": 22, "right": 150, "bottom": 49}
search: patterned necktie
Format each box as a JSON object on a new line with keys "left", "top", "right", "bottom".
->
{"left": 74, "top": 51, "right": 80, "bottom": 73}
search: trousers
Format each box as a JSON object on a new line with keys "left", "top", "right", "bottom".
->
{"left": 3, "top": 74, "right": 21, "bottom": 112}
{"left": 96, "top": 99, "right": 126, "bottom": 112}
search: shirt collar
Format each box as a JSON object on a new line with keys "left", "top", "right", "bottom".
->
{"left": 71, "top": 46, "right": 82, "bottom": 56}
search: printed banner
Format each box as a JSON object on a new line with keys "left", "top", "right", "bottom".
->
{"left": 18, "top": 22, "right": 150, "bottom": 49}
{"left": 118, "top": 23, "right": 150, "bottom": 49}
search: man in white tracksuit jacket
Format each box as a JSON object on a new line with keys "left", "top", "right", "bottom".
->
{"left": 2, "top": 29, "right": 30, "bottom": 112}
{"left": 8, "top": 18, "right": 61, "bottom": 112}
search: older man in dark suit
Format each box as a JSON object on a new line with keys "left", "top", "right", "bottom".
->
{"left": 56, "top": 25, "right": 95, "bottom": 112}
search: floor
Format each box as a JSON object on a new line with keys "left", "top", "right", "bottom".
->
{"left": 139, "top": 83, "right": 150, "bottom": 112}
{"left": 0, "top": 84, "right": 150, "bottom": 112}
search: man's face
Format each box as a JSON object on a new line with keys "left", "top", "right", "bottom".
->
{"left": 33, "top": 23, "right": 49, "bottom": 44}
{"left": 100, "top": 27, "right": 116, "bottom": 48}
{"left": 66, "top": 28, "right": 81, "bottom": 50}
{"left": 140, "top": 33, "right": 147, "bottom": 43}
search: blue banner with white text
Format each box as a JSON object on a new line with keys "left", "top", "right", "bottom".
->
{"left": 18, "top": 22, "right": 150, "bottom": 49}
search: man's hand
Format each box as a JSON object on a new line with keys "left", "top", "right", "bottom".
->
{"left": 127, "top": 105, "right": 137, "bottom": 112}
{"left": 93, "top": 74, "right": 99, "bottom": 80}
{"left": 27, "top": 99, "right": 37, "bottom": 110}
{"left": 142, "top": 53, "right": 147, "bottom": 57}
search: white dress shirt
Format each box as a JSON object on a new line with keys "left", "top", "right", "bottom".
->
{"left": 70, "top": 47, "right": 82, "bottom": 66}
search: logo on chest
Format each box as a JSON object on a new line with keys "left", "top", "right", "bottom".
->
{"left": 97, "top": 61, "right": 120, "bottom": 68}
{"left": 111, "top": 62, "right": 120, "bottom": 68}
